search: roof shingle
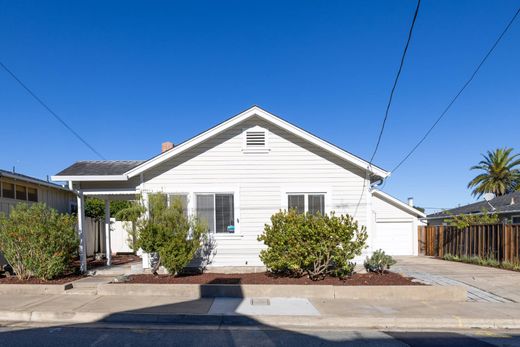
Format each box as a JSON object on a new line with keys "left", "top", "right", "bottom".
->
{"left": 428, "top": 191, "right": 520, "bottom": 218}
{"left": 55, "top": 160, "right": 145, "bottom": 176}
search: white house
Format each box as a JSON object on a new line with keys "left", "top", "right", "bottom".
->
{"left": 52, "top": 106, "right": 425, "bottom": 272}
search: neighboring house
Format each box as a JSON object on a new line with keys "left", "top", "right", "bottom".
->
{"left": 0, "top": 169, "right": 76, "bottom": 269}
{"left": 0, "top": 169, "right": 76, "bottom": 215}
{"left": 427, "top": 191, "right": 520, "bottom": 226}
{"left": 52, "top": 106, "right": 425, "bottom": 270}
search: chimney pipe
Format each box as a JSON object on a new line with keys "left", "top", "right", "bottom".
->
{"left": 407, "top": 197, "right": 414, "bottom": 207}
{"left": 161, "top": 141, "right": 174, "bottom": 153}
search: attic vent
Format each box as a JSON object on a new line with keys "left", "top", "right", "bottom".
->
{"left": 246, "top": 131, "right": 266, "bottom": 147}
{"left": 243, "top": 126, "right": 269, "bottom": 153}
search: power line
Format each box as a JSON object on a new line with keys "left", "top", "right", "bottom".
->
{"left": 390, "top": 6, "right": 520, "bottom": 174}
{"left": 369, "top": 0, "right": 421, "bottom": 164}
{"left": 0, "top": 61, "right": 106, "bottom": 159}
{"left": 354, "top": 0, "right": 421, "bottom": 216}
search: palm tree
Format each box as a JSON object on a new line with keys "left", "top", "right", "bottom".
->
{"left": 468, "top": 147, "right": 520, "bottom": 198}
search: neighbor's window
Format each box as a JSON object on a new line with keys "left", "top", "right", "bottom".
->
{"left": 2, "top": 182, "right": 14, "bottom": 199}
{"left": 512, "top": 216, "right": 520, "bottom": 224}
{"left": 196, "top": 193, "right": 235, "bottom": 234}
{"left": 27, "top": 187, "right": 38, "bottom": 202}
{"left": 287, "top": 193, "right": 325, "bottom": 215}
{"left": 15, "top": 185, "right": 27, "bottom": 201}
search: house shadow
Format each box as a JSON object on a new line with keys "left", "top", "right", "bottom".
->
{"left": 0, "top": 279, "right": 516, "bottom": 346}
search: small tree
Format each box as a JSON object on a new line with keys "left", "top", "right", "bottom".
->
{"left": 0, "top": 203, "right": 78, "bottom": 280}
{"left": 258, "top": 210, "right": 367, "bottom": 280}
{"left": 136, "top": 193, "right": 208, "bottom": 275}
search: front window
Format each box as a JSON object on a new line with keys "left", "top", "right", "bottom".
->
{"left": 288, "top": 193, "right": 325, "bottom": 215}
{"left": 196, "top": 193, "right": 235, "bottom": 234}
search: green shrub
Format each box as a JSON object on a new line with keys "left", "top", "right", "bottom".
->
{"left": 136, "top": 193, "right": 208, "bottom": 275}
{"left": 0, "top": 203, "right": 78, "bottom": 280}
{"left": 258, "top": 210, "right": 367, "bottom": 280}
{"left": 364, "top": 249, "right": 396, "bottom": 274}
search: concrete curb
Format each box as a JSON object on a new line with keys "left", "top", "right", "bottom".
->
{"left": 1, "top": 310, "right": 520, "bottom": 330}
{"left": 0, "top": 283, "right": 73, "bottom": 295}
{"left": 98, "top": 283, "right": 467, "bottom": 301}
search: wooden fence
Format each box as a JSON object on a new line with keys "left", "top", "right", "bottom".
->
{"left": 418, "top": 224, "right": 520, "bottom": 262}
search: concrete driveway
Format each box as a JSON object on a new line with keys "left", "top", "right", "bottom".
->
{"left": 393, "top": 256, "right": 520, "bottom": 303}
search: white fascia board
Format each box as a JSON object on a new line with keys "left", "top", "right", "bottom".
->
{"left": 372, "top": 189, "right": 426, "bottom": 218}
{"left": 51, "top": 175, "right": 128, "bottom": 182}
{"left": 82, "top": 189, "right": 138, "bottom": 196}
{"left": 125, "top": 106, "right": 390, "bottom": 179}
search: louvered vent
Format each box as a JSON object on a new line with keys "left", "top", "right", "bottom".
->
{"left": 246, "top": 131, "right": 266, "bottom": 147}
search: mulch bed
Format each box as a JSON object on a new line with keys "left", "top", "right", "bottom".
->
{"left": 0, "top": 274, "right": 84, "bottom": 285}
{"left": 124, "top": 271, "right": 422, "bottom": 286}
{"left": 0, "top": 254, "right": 141, "bottom": 285}
{"left": 71, "top": 254, "right": 141, "bottom": 270}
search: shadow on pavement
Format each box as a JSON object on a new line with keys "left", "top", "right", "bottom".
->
{"left": 0, "top": 280, "right": 516, "bottom": 346}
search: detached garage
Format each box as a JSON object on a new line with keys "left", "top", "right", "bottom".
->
{"left": 371, "top": 190, "right": 426, "bottom": 256}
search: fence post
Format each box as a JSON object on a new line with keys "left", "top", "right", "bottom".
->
{"left": 438, "top": 225, "right": 444, "bottom": 257}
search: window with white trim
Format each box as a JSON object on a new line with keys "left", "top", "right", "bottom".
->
{"left": 512, "top": 216, "right": 520, "bottom": 224}
{"left": 196, "top": 193, "right": 235, "bottom": 234}
{"left": 243, "top": 126, "right": 268, "bottom": 152}
{"left": 287, "top": 193, "right": 325, "bottom": 215}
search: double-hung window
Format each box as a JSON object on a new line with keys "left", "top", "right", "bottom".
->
{"left": 196, "top": 193, "right": 235, "bottom": 234}
{"left": 287, "top": 193, "right": 325, "bottom": 215}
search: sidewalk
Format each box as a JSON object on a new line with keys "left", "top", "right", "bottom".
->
{"left": 2, "top": 293, "right": 520, "bottom": 330}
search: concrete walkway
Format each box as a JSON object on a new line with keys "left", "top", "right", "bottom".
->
{"left": 393, "top": 256, "right": 520, "bottom": 303}
{"left": 2, "top": 293, "right": 520, "bottom": 329}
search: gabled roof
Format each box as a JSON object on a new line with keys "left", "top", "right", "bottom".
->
{"left": 427, "top": 191, "right": 520, "bottom": 219}
{"left": 372, "top": 189, "right": 426, "bottom": 218}
{"left": 52, "top": 106, "right": 389, "bottom": 181}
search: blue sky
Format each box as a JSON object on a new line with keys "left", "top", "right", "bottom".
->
{"left": 1, "top": 0, "right": 519, "bottom": 212}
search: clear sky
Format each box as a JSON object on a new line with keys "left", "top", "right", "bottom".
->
{"left": 1, "top": 0, "right": 519, "bottom": 213}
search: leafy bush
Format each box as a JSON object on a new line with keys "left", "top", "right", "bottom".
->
{"left": 444, "top": 209, "right": 499, "bottom": 229}
{"left": 364, "top": 249, "right": 396, "bottom": 274}
{"left": 136, "top": 193, "right": 208, "bottom": 275}
{"left": 258, "top": 210, "right": 367, "bottom": 280}
{"left": 0, "top": 203, "right": 78, "bottom": 280}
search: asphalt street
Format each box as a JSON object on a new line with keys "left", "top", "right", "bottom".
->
{"left": 0, "top": 324, "right": 519, "bottom": 347}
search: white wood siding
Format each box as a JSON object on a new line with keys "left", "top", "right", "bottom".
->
{"left": 141, "top": 117, "right": 370, "bottom": 266}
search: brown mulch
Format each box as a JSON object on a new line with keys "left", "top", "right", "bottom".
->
{"left": 0, "top": 274, "right": 84, "bottom": 285}
{"left": 124, "top": 271, "right": 422, "bottom": 286}
{"left": 0, "top": 254, "right": 141, "bottom": 285}
{"left": 72, "top": 254, "right": 141, "bottom": 270}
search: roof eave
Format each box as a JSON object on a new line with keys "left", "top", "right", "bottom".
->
{"left": 0, "top": 171, "right": 72, "bottom": 192}
{"left": 51, "top": 175, "right": 129, "bottom": 182}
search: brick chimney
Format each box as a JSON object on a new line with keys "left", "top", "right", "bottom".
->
{"left": 162, "top": 141, "right": 174, "bottom": 153}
